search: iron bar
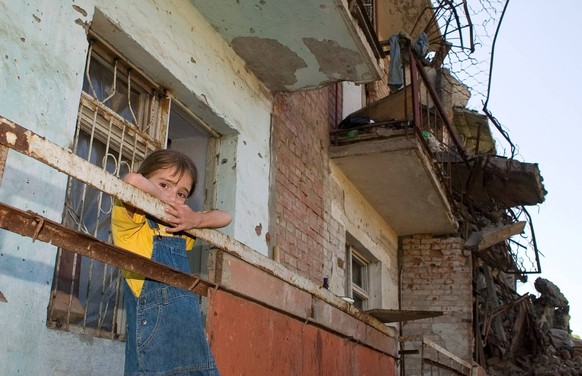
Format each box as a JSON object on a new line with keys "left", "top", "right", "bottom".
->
{"left": 410, "top": 50, "right": 468, "bottom": 162}
{"left": 0, "top": 201, "right": 213, "bottom": 296}
{"left": 409, "top": 48, "right": 422, "bottom": 133}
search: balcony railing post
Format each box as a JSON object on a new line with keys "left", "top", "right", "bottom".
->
{"left": 408, "top": 47, "right": 422, "bottom": 133}
{"left": 411, "top": 54, "right": 468, "bottom": 162}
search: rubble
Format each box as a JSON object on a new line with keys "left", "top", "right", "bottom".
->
{"left": 477, "top": 275, "right": 582, "bottom": 375}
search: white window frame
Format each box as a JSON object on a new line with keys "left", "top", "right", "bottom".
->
{"left": 346, "top": 243, "right": 371, "bottom": 310}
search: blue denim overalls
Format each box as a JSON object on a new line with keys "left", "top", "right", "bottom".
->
{"left": 123, "top": 218, "right": 219, "bottom": 376}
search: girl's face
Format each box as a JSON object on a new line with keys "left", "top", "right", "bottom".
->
{"left": 147, "top": 167, "right": 193, "bottom": 205}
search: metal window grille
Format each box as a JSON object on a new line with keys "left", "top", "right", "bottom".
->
{"left": 47, "top": 37, "right": 168, "bottom": 340}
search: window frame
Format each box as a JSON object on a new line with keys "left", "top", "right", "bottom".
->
{"left": 346, "top": 243, "right": 371, "bottom": 311}
{"left": 47, "top": 33, "right": 218, "bottom": 340}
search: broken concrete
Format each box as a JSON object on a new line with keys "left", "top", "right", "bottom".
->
{"left": 482, "top": 277, "right": 582, "bottom": 376}
{"left": 451, "top": 156, "right": 547, "bottom": 211}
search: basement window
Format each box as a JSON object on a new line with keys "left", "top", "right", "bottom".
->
{"left": 46, "top": 35, "right": 217, "bottom": 339}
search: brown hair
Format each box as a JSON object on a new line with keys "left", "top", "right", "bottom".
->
{"left": 137, "top": 149, "right": 198, "bottom": 197}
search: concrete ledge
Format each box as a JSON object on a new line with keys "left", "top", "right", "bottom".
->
{"left": 210, "top": 251, "right": 312, "bottom": 320}
{"left": 210, "top": 251, "right": 398, "bottom": 357}
{"left": 312, "top": 297, "right": 397, "bottom": 356}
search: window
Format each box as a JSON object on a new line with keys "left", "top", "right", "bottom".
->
{"left": 47, "top": 35, "right": 216, "bottom": 339}
{"left": 346, "top": 244, "right": 371, "bottom": 310}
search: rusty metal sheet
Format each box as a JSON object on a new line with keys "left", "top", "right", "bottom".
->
{"left": 0, "top": 202, "right": 213, "bottom": 296}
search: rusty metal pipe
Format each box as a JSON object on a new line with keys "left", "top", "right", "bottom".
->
{"left": 0, "top": 201, "right": 213, "bottom": 296}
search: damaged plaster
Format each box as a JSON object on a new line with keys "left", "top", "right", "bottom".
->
{"left": 303, "top": 38, "right": 366, "bottom": 83}
{"left": 192, "top": 0, "right": 382, "bottom": 91}
{"left": 231, "top": 36, "right": 306, "bottom": 92}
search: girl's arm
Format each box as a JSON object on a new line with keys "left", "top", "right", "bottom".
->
{"left": 164, "top": 205, "right": 232, "bottom": 233}
{"left": 123, "top": 172, "right": 232, "bottom": 231}
{"left": 124, "top": 172, "right": 167, "bottom": 201}
{"left": 122, "top": 172, "right": 167, "bottom": 218}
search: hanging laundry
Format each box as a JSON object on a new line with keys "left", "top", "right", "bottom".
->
{"left": 414, "top": 32, "right": 429, "bottom": 59}
{"left": 388, "top": 33, "right": 403, "bottom": 91}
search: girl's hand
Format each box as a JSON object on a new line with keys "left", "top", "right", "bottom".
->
{"left": 164, "top": 203, "right": 204, "bottom": 232}
{"left": 164, "top": 204, "right": 232, "bottom": 232}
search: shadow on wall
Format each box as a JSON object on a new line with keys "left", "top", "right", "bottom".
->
{"left": 0, "top": 240, "right": 56, "bottom": 287}
{"left": 1, "top": 161, "right": 66, "bottom": 212}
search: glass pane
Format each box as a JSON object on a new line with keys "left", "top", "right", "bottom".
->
{"left": 352, "top": 258, "right": 363, "bottom": 287}
{"left": 168, "top": 103, "right": 213, "bottom": 324}
{"left": 353, "top": 294, "right": 364, "bottom": 310}
{"left": 83, "top": 55, "right": 149, "bottom": 129}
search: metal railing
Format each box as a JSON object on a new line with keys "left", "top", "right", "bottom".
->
{"left": 405, "top": 45, "right": 469, "bottom": 191}
{"left": 0, "top": 115, "right": 398, "bottom": 342}
{"left": 331, "top": 44, "right": 469, "bottom": 194}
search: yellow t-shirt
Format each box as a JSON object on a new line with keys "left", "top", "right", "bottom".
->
{"left": 111, "top": 199, "right": 195, "bottom": 297}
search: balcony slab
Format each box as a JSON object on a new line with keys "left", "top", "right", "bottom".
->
{"left": 330, "top": 131, "right": 458, "bottom": 236}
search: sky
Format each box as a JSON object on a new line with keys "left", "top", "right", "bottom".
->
{"left": 472, "top": 1, "right": 582, "bottom": 335}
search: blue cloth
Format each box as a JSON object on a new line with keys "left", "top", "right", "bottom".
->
{"left": 388, "top": 34, "right": 403, "bottom": 91}
{"left": 413, "top": 32, "right": 429, "bottom": 61}
{"left": 124, "top": 218, "right": 219, "bottom": 376}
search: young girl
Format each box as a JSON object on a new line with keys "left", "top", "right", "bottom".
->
{"left": 111, "top": 149, "right": 232, "bottom": 376}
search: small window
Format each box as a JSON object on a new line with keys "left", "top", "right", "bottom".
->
{"left": 346, "top": 244, "right": 371, "bottom": 310}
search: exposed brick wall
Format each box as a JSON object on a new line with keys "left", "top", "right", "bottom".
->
{"left": 270, "top": 86, "right": 344, "bottom": 284}
{"left": 400, "top": 234, "right": 474, "bottom": 362}
{"left": 366, "top": 61, "right": 389, "bottom": 104}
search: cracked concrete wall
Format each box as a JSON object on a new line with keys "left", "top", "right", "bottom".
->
{"left": 0, "top": 0, "right": 272, "bottom": 374}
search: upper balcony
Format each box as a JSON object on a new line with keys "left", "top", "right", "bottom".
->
{"left": 191, "top": 0, "right": 442, "bottom": 92}
{"left": 330, "top": 44, "right": 464, "bottom": 236}
{"left": 190, "top": 0, "right": 398, "bottom": 92}
{"left": 330, "top": 46, "right": 546, "bottom": 240}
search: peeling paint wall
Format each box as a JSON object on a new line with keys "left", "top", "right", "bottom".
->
{"left": 0, "top": 1, "right": 124, "bottom": 374}
{"left": 87, "top": 1, "right": 273, "bottom": 254}
{"left": 192, "top": 0, "right": 381, "bottom": 91}
{"left": 377, "top": 0, "right": 438, "bottom": 42}
{"left": 0, "top": 0, "right": 406, "bottom": 374}
{"left": 0, "top": 0, "right": 272, "bottom": 374}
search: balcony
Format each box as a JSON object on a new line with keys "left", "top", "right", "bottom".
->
{"left": 191, "top": 0, "right": 384, "bottom": 91}
{"left": 330, "top": 47, "right": 464, "bottom": 236}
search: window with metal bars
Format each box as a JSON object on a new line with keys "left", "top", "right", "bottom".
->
{"left": 47, "top": 35, "right": 215, "bottom": 339}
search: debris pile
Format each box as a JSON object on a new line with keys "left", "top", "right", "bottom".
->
{"left": 478, "top": 275, "right": 582, "bottom": 375}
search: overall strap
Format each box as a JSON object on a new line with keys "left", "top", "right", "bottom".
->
{"left": 146, "top": 215, "right": 160, "bottom": 230}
